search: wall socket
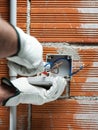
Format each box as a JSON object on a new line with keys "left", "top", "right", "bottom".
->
{"left": 46, "top": 54, "right": 72, "bottom": 79}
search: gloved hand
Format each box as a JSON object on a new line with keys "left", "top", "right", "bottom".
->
{"left": 7, "top": 27, "right": 44, "bottom": 76}
{"left": 1, "top": 76, "right": 67, "bottom": 106}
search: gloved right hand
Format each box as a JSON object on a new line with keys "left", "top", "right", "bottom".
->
{"left": 1, "top": 76, "right": 67, "bottom": 106}
{"left": 7, "top": 27, "right": 44, "bottom": 76}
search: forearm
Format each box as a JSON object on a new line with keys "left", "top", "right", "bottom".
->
{"left": 0, "top": 18, "right": 18, "bottom": 58}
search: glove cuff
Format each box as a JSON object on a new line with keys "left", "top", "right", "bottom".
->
{"left": 9, "top": 24, "right": 21, "bottom": 56}
{"left": 1, "top": 78, "right": 20, "bottom": 106}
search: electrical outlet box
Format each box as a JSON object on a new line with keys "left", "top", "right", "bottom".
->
{"left": 46, "top": 54, "right": 72, "bottom": 79}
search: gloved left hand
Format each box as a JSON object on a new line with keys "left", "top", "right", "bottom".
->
{"left": 7, "top": 27, "right": 44, "bottom": 76}
{"left": 1, "top": 76, "right": 67, "bottom": 106}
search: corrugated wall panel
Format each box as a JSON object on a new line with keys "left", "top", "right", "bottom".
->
{"left": 32, "top": 99, "right": 98, "bottom": 130}
{"left": 0, "top": 107, "right": 9, "bottom": 130}
{"left": 17, "top": 105, "right": 28, "bottom": 130}
{"left": 31, "top": 0, "right": 98, "bottom": 43}
{"left": 0, "top": 0, "right": 9, "bottom": 21}
{"left": 17, "top": 0, "right": 27, "bottom": 32}
{"left": 70, "top": 48, "right": 98, "bottom": 96}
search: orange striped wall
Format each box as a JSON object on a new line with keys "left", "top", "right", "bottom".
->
{"left": 30, "top": 0, "right": 98, "bottom": 43}
{"left": 71, "top": 48, "right": 98, "bottom": 96}
{"left": 0, "top": 0, "right": 9, "bottom": 21}
{"left": 17, "top": 0, "right": 27, "bottom": 31}
{"left": 32, "top": 99, "right": 98, "bottom": 130}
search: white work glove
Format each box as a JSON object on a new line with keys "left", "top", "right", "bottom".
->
{"left": 2, "top": 76, "right": 67, "bottom": 106}
{"left": 7, "top": 27, "right": 44, "bottom": 76}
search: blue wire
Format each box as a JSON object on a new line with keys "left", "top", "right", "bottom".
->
{"left": 44, "top": 58, "right": 69, "bottom": 68}
{"left": 44, "top": 62, "right": 53, "bottom": 68}
{"left": 44, "top": 58, "right": 71, "bottom": 75}
{"left": 70, "top": 65, "right": 84, "bottom": 76}
{"left": 44, "top": 57, "right": 84, "bottom": 77}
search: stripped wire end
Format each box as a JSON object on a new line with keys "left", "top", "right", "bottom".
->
{"left": 71, "top": 63, "right": 89, "bottom": 76}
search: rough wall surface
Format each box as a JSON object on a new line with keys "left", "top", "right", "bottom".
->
{"left": 31, "top": 0, "right": 98, "bottom": 130}
{"left": 32, "top": 99, "right": 98, "bottom": 130}
{"left": 30, "top": 0, "right": 98, "bottom": 43}
{"left": 0, "top": 0, "right": 98, "bottom": 130}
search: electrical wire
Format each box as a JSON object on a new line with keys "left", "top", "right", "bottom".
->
{"left": 70, "top": 64, "right": 89, "bottom": 76}
{"left": 44, "top": 57, "right": 89, "bottom": 77}
{"left": 44, "top": 58, "right": 67, "bottom": 74}
{"left": 51, "top": 61, "right": 63, "bottom": 74}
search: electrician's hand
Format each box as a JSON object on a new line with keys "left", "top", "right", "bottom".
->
{"left": 7, "top": 27, "right": 44, "bottom": 76}
{"left": 2, "top": 76, "right": 67, "bottom": 106}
